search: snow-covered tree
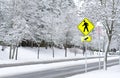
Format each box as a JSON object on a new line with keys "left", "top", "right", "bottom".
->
{"left": 0, "top": 0, "right": 85, "bottom": 59}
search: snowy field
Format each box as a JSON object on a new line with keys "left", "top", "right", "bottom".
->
{"left": 68, "top": 65, "right": 120, "bottom": 78}
{"left": 0, "top": 46, "right": 82, "bottom": 60}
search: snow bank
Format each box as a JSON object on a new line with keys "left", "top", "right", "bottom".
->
{"left": 68, "top": 65, "right": 120, "bottom": 78}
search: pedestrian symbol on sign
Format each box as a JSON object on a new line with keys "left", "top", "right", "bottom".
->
{"left": 83, "top": 20, "right": 89, "bottom": 32}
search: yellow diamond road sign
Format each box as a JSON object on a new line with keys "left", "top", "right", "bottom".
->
{"left": 77, "top": 18, "right": 95, "bottom": 36}
{"left": 81, "top": 35, "right": 92, "bottom": 42}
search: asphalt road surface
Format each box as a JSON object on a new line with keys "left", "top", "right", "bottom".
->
{"left": 3, "top": 59, "right": 119, "bottom": 78}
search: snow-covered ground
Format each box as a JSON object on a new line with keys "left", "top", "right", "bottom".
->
{"left": 0, "top": 46, "right": 105, "bottom": 64}
{"left": 0, "top": 56, "right": 119, "bottom": 77}
{"left": 68, "top": 65, "right": 120, "bottom": 78}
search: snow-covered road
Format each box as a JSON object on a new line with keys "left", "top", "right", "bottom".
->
{"left": 0, "top": 56, "right": 119, "bottom": 78}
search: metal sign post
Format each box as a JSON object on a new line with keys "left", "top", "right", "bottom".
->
{"left": 97, "top": 26, "right": 101, "bottom": 69}
{"left": 85, "top": 42, "right": 88, "bottom": 73}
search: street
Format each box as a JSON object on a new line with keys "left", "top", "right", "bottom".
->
{"left": 3, "top": 59, "right": 119, "bottom": 78}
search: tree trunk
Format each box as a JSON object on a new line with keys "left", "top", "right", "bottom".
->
{"left": 65, "top": 47, "right": 67, "bottom": 57}
{"left": 15, "top": 45, "right": 18, "bottom": 60}
{"left": 104, "top": 39, "right": 111, "bottom": 70}
{"left": 74, "top": 51, "right": 77, "bottom": 56}
{"left": 31, "top": 41, "right": 33, "bottom": 48}
{"left": 1, "top": 46, "right": 5, "bottom": 51}
{"left": 52, "top": 46, "right": 55, "bottom": 58}
{"left": 9, "top": 45, "right": 12, "bottom": 59}
{"left": 74, "top": 46, "right": 77, "bottom": 56}
{"left": 37, "top": 45, "right": 40, "bottom": 59}
{"left": 12, "top": 46, "right": 16, "bottom": 59}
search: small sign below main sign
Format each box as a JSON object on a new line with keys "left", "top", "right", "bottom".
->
{"left": 81, "top": 35, "right": 92, "bottom": 42}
